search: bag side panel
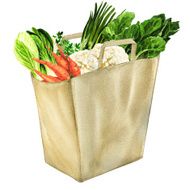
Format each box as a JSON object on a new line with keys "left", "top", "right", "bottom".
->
{"left": 71, "top": 58, "right": 159, "bottom": 180}
{"left": 32, "top": 79, "right": 81, "bottom": 181}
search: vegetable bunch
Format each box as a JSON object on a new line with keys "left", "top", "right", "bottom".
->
{"left": 15, "top": 28, "right": 80, "bottom": 82}
{"left": 33, "top": 46, "right": 80, "bottom": 82}
{"left": 81, "top": 2, "right": 180, "bottom": 58}
{"left": 14, "top": 28, "right": 56, "bottom": 79}
{"left": 14, "top": 2, "right": 180, "bottom": 83}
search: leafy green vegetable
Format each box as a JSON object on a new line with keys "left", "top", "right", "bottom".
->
{"left": 38, "top": 28, "right": 54, "bottom": 51}
{"left": 14, "top": 32, "right": 41, "bottom": 79}
{"left": 135, "top": 15, "right": 179, "bottom": 58}
{"left": 123, "top": 16, "right": 166, "bottom": 55}
{"left": 28, "top": 27, "right": 55, "bottom": 63}
{"left": 140, "top": 15, "right": 163, "bottom": 39}
{"left": 100, "top": 9, "right": 179, "bottom": 59}
{"left": 161, "top": 19, "right": 180, "bottom": 42}
{"left": 15, "top": 40, "right": 34, "bottom": 70}
{"left": 30, "top": 28, "right": 52, "bottom": 51}
{"left": 80, "top": 1, "right": 116, "bottom": 50}
{"left": 136, "top": 36, "right": 166, "bottom": 58}
{"left": 102, "top": 11, "right": 135, "bottom": 41}
{"left": 28, "top": 33, "right": 49, "bottom": 74}
{"left": 53, "top": 31, "right": 80, "bottom": 55}
{"left": 14, "top": 28, "right": 57, "bottom": 78}
{"left": 27, "top": 28, "right": 56, "bottom": 75}
{"left": 16, "top": 32, "right": 39, "bottom": 61}
{"left": 121, "top": 22, "right": 142, "bottom": 41}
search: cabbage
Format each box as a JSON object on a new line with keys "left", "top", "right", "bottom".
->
{"left": 14, "top": 32, "right": 40, "bottom": 79}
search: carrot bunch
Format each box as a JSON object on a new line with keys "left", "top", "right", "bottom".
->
{"left": 33, "top": 46, "right": 81, "bottom": 82}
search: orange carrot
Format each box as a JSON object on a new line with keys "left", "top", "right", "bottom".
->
{"left": 67, "top": 57, "right": 81, "bottom": 77}
{"left": 33, "top": 58, "right": 70, "bottom": 80}
{"left": 57, "top": 45, "right": 68, "bottom": 60}
{"left": 56, "top": 45, "right": 80, "bottom": 77}
{"left": 34, "top": 70, "right": 61, "bottom": 82}
{"left": 51, "top": 51, "right": 69, "bottom": 71}
{"left": 46, "top": 46, "right": 69, "bottom": 71}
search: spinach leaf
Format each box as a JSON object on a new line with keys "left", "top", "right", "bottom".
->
{"left": 136, "top": 36, "right": 166, "bottom": 58}
{"left": 122, "top": 21, "right": 144, "bottom": 54}
{"left": 116, "top": 13, "right": 179, "bottom": 59}
{"left": 140, "top": 16, "right": 163, "bottom": 39}
{"left": 161, "top": 19, "right": 180, "bottom": 42}
{"left": 102, "top": 11, "right": 135, "bottom": 41}
{"left": 122, "top": 22, "right": 142, "bottom": 40}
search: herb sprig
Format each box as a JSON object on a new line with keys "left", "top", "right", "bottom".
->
{"left": 53, "top": 31, "right": 80, "bottom": 55}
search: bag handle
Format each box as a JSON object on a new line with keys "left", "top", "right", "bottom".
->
{"left": 98, "top": 39, "right": 137, "bottom": 68}
{"left": 63, "top": 32, "right": 82, "bottom": 40}
{"left": 63, "top": 33, "right": 137, "bottom": 68}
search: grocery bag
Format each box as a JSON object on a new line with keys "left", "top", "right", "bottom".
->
{"left": 32, "top": 33, "right": 159, "bottom": 182}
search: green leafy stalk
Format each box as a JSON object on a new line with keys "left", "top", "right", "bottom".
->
{"left": 28, "top": 27, "right": 55, "bottom": 63}
{"left": 27, "top": 28, "right": 56, "bottom": 75}
{"left": 80, "top": 1, "right": 116, "bottom": 50}
{"left": 38, "top": 28, "right": 54, "bottom": 50}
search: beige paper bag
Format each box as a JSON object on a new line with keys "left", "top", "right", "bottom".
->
{"left": 32, "top": 34, "right": 159, "bottom": 182}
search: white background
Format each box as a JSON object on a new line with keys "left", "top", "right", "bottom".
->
{"left": 0, "top": 0, "right": 189, "bottom": 189}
